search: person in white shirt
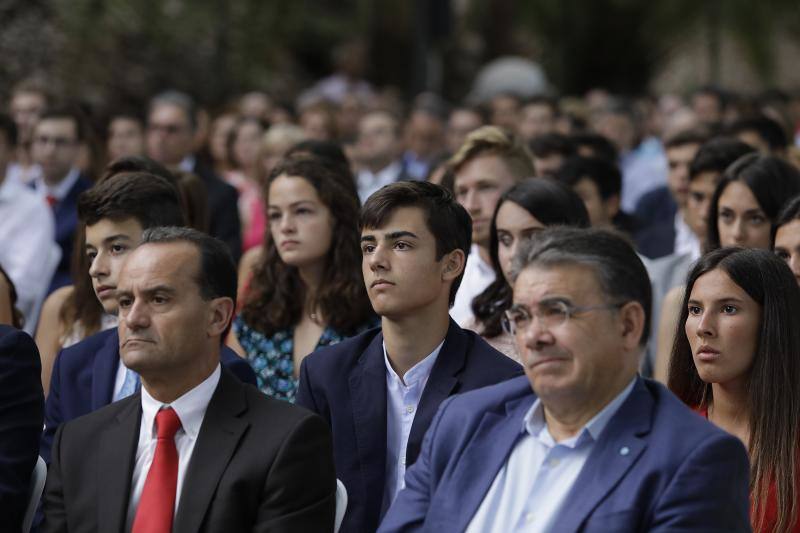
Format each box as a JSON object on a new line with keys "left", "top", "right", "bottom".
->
{"left": 449, "top": 125, "right": 535, "bottom": 326}
{"left": 354, "top": 109, "right": 408, "bottom": 203}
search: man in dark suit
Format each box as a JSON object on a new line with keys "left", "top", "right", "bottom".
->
{"left": 40, "top": 171, "right": 256, "bottom": 463}
{"left": 30, "top": 108, "right": 93, "bottom": 293}
{"left": 297, "top": 181, "right": 522, "bottom": 533}
{"left": 379, "top": 227, "right": 750, "bottom": 532}
{"left": 146, "top": 90, "right": 242, "bottom": 262}
{"left": 0, "top": 326, "right": 44, "bottom": 531}
{"left": 42, "top": 227, "right": 335, "bottom": 532}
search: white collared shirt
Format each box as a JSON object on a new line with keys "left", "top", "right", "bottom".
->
{"left": 466, "top": 378, "right": 637, "bottom": 533}
{"left": 125, "top": 364, "right": 221, "bottom": 531}
{"left": 32, "top": 167, "right": 81, "bottom": 203}
{"left": 356, "top": 161, "right": 403, "bottom": 203}
{"left": 450, "top": 245, "right": 495, "bottom": 328}
{"left": 381, "top": 339, "right": 444, "bottom": 513}
{"left": 674, "top": 211, "right": 701, "bottom": 260}
{"left": 178, "top": 155, "right": 196, "bottom": 173}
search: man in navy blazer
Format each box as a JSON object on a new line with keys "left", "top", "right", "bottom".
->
{"left": 379, "top": 227, "right": 750, "bottom": 532}
{"left": 297, "top": 182, "right": 522, "bottom": 533}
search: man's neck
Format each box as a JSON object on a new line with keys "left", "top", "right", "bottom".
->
{"left": 364, "top": 158, "right": 395, "bottom": 175}
{"left": 382, "top": 303, "right": 450, "bottom": 379}
{"left": 140, "top": 354, "right": 218, "bottom": 404}
{"left": 476, "top": 244, "right": 491, "bottom": 266}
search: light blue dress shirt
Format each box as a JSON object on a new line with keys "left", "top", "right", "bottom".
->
{"left": 381, "top": 339, "right": 444, "bottom": 513}
{"left": 466, "top": 378, "right": 637, "bottom": 533}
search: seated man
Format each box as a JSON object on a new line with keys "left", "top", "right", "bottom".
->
{"left": 41, "top": 227, "right": 336, "bottom": 531}
{"left": 0, "top": 326, "right": 44, "bottom": 530}
{"left": 41, "top": 172, "right": 255, "bottom": 462}
{"left": 379, "top": 227, "right": 751, "bottom": 532}
{"left": 297, "top": 181, "right": 522, "bottom": 533}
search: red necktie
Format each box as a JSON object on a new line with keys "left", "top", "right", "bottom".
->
{"left": 132, "top": 407, "right": 182, "bottom": 533}
{"left": 45, "top": 194, "right": 57, "bottom": 208}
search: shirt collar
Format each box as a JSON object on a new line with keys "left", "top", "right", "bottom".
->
{"left": 140, "top": 364, "right": 221, "bottom": 440}
{"left": 523, "top": 377, "right": 637, "bottom": 443}
{"left": 33, "top": 167, "right": 80, "bottom": 201}
{"left": 468, "top": 244, "right": 494, "bottom": 278}
{"left": 178, "top": 155, "right": 196, "bottom": 173}
{"left": 383, "top": 338, "right": 444, "bottom": 387}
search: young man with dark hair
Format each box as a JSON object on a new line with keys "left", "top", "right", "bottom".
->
{"left": 518, "top": 96, "right": 560, "bottom": 142}
{"left": 728, "top": 115, "right": 789, "bottom": 155}
{"left": 30, "top": 107, "right": 94, "bottom": 293}
{"left": 529, "top": 132, "right": 575, "bottom": 177}
{"left": 41, "top": 172, "right": 256, "bottom": 464}
{"left": 296, "top": 181, "right": 522, "bottom": 533}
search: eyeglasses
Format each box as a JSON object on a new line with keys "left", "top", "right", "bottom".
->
{"left": 502, "top": 300, "right": 625, "bottom": 335}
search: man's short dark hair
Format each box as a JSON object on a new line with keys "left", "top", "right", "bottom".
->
{"left": 141, "top": 225, "right": 237, "bottom": 316}
{"left": 727, "top": 115, "right": 789, "bottom": 152}
{"left": 360, "top": 181, "right": 472, "bottom": 306}
{"left": 36, "top": 107, "right": 86, "bottom": 142}
{"left": 148, "top": 90, "right": 197, "bottom": 130}
{"left": 78, "top": 172, "right": 184, "bottom": 228}
{"left": 570, "top": 132, "right": 618, "bottom": 163}
{"left": 664, "top": 129, "right": 708, "bottom": 150}
{"left": 513, "top": 226, "right": 651, "bottom": 346}
{"left": 529, "top": 133, "right": 576, "bottom": 159}
{"left": 522, "top": 95, "right": 560, "bottom": 116}
{"left": 688, "top": 138, "right": 755, "bottom": 182}
{"left": 0, "top": 113, "right": 17, "bottom": 148}
{"left": 101, "top": 155, "right": 175, "bottom": 185}
{"left": 556, "top": 156, "right": 622, "bottom": 199}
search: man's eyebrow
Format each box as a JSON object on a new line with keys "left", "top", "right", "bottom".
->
{"left": 360, "top": 235, "right": 377, "bottom": 243}
{"left": 102, "top": 234, "right": 133, "bottom": 245}
{"left": 386, "top": 231, "right": 418, "bottom": 240}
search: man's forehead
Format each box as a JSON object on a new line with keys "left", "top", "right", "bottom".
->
{"left": 361, "top": 207, "right": 429, "bottom": 238}
{"left": 36, "top": 118, "right": 76, "bottom": 135}
{"left": 119, "top": 243, "right": 197, "bottom": 284}
{"left": 513, "top": 263, "right": 602, "bottom": 301}
{"left": 85, "top": 217, "right": 144, "bottom": 244}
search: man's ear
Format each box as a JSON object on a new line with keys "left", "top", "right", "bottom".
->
{"left": 605, "top": 193, "right": 621, "bottom": 219}
{"left": 618, "top": 300, "right": 645, "bottom": 351}
{"left": 207, "top": 297, "right": 235, "bottom": 338}
{"left": 441, "top": 248, "right": 466, "bottom": 282}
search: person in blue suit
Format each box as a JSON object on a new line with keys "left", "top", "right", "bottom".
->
{"left": 40, "top": 171, "right": 255, "bottom": 463}
{"left": 379, "top": 226, "right": 751, "bottom": 533}
{"left": 297, "top": 181, "right": 523, "bottom": 533}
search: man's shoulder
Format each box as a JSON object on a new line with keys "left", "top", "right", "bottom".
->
{"left": 303, "top": 325, "right": 382, "bottom": 371}
{"left": 439, "top": 374, "right": 533, "bottom": 417}
{"left": 460, "top": 328, "right": 521, "bottom": 373}
{"left": 644, "top": 379, "right": 730, "bottom": 441}
{"left": 58, "top": 328, "right": 116, "bottom": 365}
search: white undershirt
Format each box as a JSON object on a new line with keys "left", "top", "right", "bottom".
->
{"left": 125, "top": 364, "right": 221, "bottom": 532}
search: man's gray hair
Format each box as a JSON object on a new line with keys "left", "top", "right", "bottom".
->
{"left": 512, "top": 226, "right": 652, "bottom": 345}
{"left": 148, "top": 90, "right": 197, "bottom": 130}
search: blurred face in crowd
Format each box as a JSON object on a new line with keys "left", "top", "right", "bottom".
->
{"left": 240, "top": 92, "right": 271, "bottom": 121}
{"left": 533, "top": 154, "right": 565, "bottom": 178}
{"left": 511, "top": 263, "right": 641, "bottom": 414}
{"left": 86, "top": 217, "right": 144, "bottom": 314}
{"left": 117, "top": 242, "right": 230, "bottom": 389}
{"left": 232, "top": 120, "right": 264, "bottom": 173}
{"left": 404, "top": 110, "right": 444, "bottom": 160}
{"left": 735, "top": 129, "right": 771, "bottom": 155}
{"left": 489, "top": 95, "right": 520, "bottom": 132}
{"left": 685, "top": 171, "right": 719, "bottom": 241}
{"left": 518, "top": 103, "right": 556, "bottom": 142}
{"left": 717, "top": 181, "right": 770, "bottom": 249}
{"left": 147, "top": 103, "right": 194, "bottom": 167}
{"left": 595, "top": 112, "right": 636, "bottom": 153}
{"left": 454, "top": 154, "right": 518, "bottom": 250}
{"left": 300, "top": 108, "right": 334, "bottom": 142}
{"left": 666, "top": 143, "right": 701, "bottom": 209}
{"left": 774, "top": 220, "right": 800, "bottom": 285}
{"left": 446, "top": 109, "right": 483, "bottom": 154}
{"left": 268, "top": 174, "right": 334, "bottom": 272}
{"left": 572, "top": 177, "right": 618, "bottom": 228}
{"left": 209, "top": 113, "right": 237, "bottom": 167}
{"left": 495, "top": 200, "right": 545, "bottom": 284}
{"left": 31, "top": 117, "right": 80, "bottom": 185}
{"left": 357, "top": 112, "right": 400, "bottom": 172}
{"left": 10, "top": 91, "right": 47, "bottom": 142}
{"left": 692, "top": 93, "right": 723, "bottom": 126}
{"left": 107, "top": 117, "right": 145, "bottom": 161}
{"left": 361, "top": 206, "right": 461, "bottom": 320}
{"left": 685, "top": 268, "right": 760, "bottom": 389}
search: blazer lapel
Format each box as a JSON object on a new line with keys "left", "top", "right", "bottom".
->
{"left": 92, "top": 329, "right": 120, "bottom": 409}
{"left": 174, "top": 370, "right": 249, "bottom": 533}
{"left": 347, "top": 334, "right": 388, "bottom": 522}
{"left": 406, "top": 321, "right": 465, "bottom": 464}
{"left": 554, "top": 378, "right": 654, "bottom": 532}
{"left": 447, "top": 393, "right": 534, "bottom": 533}
{"left": 96, "top": 396, "right": 141, "bottom": 533}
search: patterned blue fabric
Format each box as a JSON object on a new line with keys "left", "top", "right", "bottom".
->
{"left": 233, "top": 315, "right": 378, "bottom": 402}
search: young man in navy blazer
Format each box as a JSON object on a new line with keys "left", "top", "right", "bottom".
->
{"left": 296, "top": 181, "right": 523, "bottom": 533}
{"left": 379, "top": 227, "right": 751, "bottom": 532}
{"left": 41, "top": 170, "right": 254, "bottom": 463}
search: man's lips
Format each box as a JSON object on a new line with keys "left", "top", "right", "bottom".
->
{"left": 526, "top": 355, "right": 569, "bottom": 369}
{"left": 370, "top": 279, "right": 395, "bottom": 288}
{"left": 122, "top": 338, "right": 155, "bottom": 347}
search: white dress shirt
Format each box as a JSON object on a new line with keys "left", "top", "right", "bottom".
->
{"left": 381, "top": 339, "right": 444, "bottom": 513}
{"left": 450, "top": 245, "right": 495, "bottom": 327}
{"left": 125, "top": 364, "right": 221, "bottom": 531}
{"left": 0, "top": 174, "right": 56, "bottom": 330}
{"left": 356, "top": 161, "right": 402, "bottom": 203}
{"left": 673, "top": 212, "right": 701, "bottom": 260}
{"left": 466, "top": 378, "right": 636, "bottom": 533}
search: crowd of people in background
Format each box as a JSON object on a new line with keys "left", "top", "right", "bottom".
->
{"left": 2, "top": 70, "right": 800, "bottom": 532}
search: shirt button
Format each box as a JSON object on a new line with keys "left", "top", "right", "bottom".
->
{"left": 405, "top": 405, "right": 414, "bottom": 414}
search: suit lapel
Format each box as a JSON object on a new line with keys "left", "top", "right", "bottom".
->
{"left": 92, "top": 329, "right": 120, "bottom": 409}
{"left": 554, "top": 378, "right": 654, "bottom": 531}
{"left": 96, "top": 396, "right": 141, "bottom": 533}
{"left": 448, "top": 392, "right": 534, "bottom": 533}
{"left": 174, "top": 370, "right": 249, "bottom": 533}
{"left": 347, "top": 333, "right": 388, "bottom": 522}
{"left": 406, "top": 321, "right": 465, "bottom": 464}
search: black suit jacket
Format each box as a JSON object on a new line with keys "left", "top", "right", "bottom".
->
{"left": 0, "top": 326, "right": 44, "bottom": 531}
{"left": 47, "top": 174, "right": 93, "bottom": 293}
{"left": 296, "top": 320, "right": 523, "bottom": 533}
{"left": 191, "top": 161, "right": 242, "bottom": 264}
{"left": 41, "top": 368, "right": 337, "bottom": 533}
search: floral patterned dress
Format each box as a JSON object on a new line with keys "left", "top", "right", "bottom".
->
{"left": 233, "top": 315, "right": 378, "bottom": 402}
